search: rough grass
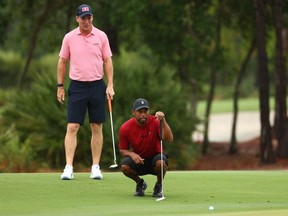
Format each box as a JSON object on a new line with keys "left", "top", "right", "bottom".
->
{"left": 1, "top": 171, "right": 288, "bottom": 216}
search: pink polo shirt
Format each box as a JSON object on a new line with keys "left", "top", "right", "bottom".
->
{"left": 59, "top": 26, "right": 112, "bottom": 81}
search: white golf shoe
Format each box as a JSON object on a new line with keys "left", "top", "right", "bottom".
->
{"left": 90, "top": 165, "right": 103, "bottom": 180}
{"left": 60, "top": 165, "right": 74, "bottom": 180}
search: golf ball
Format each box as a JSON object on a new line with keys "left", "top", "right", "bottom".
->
{"left": 208, "top": 206, "right": 214, "bottom": 211}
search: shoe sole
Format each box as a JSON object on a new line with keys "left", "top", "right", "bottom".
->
{"left": 153, "top": 194, "right": 163, "bottom": 198}
{"left": 90, "top": 175, "right": 103, "bottom": 180}
{"left": 61, "top": 176, "right": 74, "bottom": 180}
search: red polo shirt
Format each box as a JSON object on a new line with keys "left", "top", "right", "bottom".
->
{"left": 119, "top": 115, "right": 161, "bottom": 158}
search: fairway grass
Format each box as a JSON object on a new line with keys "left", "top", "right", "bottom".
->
{"left": 196, "top": 97, "right": 274, "bottom": 117}
{"left": 1, "top": 171, "right": 288, "bottom": 216}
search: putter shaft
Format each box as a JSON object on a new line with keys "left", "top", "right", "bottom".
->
{"left": 108, "top": 98, "right": 118, "bottom": 168}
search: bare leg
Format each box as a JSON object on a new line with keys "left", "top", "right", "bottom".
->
{"left": 64, "top": 123, "right": 80, "bottom": 166}
{"left": 90, "top": 123, "right": 103, "bottom": 165}
{"left": 121, "top": 165, "right": 142, "bottom": 184}
{"left": 154, "top": 160, "right": 168, "bottom": 184}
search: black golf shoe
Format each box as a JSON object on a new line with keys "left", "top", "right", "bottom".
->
{"left": 153, "top": 182, "right": 163, "bottom": 198}
{"left": 134, "top": 178, "right": 147, "bottom": 196}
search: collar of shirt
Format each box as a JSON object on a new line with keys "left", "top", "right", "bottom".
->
{"left": 76, "top": 26, "right": 95, "bottom": 36}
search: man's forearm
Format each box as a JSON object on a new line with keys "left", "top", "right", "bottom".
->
{"left": 104, "top": 57, "right": 113, "bottom": 85}
{"left": 57, "top": 58, "right": 67, "bottom": 84}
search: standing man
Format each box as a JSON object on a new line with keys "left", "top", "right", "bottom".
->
{"left": 118, "top": 98, "right": 173, "bottom": 197}
{"left": 57, "top": 4, "right": 114, "bottom": 180}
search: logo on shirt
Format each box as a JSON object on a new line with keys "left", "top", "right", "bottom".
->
{"left": 141, "top": 131, "right": 151, "bottom": 138}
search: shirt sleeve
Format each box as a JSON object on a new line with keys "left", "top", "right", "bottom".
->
{"left": 118, "top": 126, "right": 129, "bottom": 150}
{"left": 59, "top": 34, "right": 70, "bottom": 59}
{"left": 101, "top": 33, "right": 112, "bottom": 60}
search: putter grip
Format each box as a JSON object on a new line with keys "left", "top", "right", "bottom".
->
{"left": 160, "top": 119, "right": 163, "bottom": 140}
{"left": 108, "top": 97, "right": 112, "bottom": 112}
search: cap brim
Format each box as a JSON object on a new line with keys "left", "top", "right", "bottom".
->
{"left": 78, "top": 12, "right": 93, "bottom": 18}
{"left": 135, "top": 106, "right": 149, "bottom": 111}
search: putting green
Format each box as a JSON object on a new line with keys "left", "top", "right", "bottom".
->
{"left": 0, "top": 171, "right": 287, "bottom": 215}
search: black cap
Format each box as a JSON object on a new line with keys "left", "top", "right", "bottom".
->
{"left": 77, "top": 4, "right": 93, "bottom": 17}
{"left": 133, "top": 98, "right": 149, "bottom": 111}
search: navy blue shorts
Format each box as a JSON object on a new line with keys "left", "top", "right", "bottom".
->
{"left": 120, "top": 154, "right": 168, "bottom": 176}
{"left": 67, "top": 79, "right": 106, "bottom": 125}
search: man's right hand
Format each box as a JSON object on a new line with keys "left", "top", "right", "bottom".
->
{"left": 57, "top": 87, "right": 65, "bottom": 104}
{"left": 131, "top": 152, "right": 144, "bottom": 164}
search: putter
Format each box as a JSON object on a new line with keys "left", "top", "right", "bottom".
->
{"left": 156, "top": 119, "right": 166, "bottom": 201}
{"left": 108, "top": 97, "right": 118, "bottom": 169}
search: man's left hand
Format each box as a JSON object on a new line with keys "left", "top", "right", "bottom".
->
{"left": 155, "top": 111, "right": 165, "bottom": 121}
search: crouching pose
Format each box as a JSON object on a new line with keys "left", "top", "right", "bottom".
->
{"left": 118, "top": 98, "right": 173, "bottom": 197}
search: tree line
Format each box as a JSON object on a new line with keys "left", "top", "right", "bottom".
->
{"left": 0, "top": 0, "right": 288, "bottom": 170}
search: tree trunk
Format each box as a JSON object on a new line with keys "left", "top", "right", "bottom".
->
{"left": 253, "top": 0, "right": 275, "bottom": 164}
{"left": 273, "top": 0, "right": 288, "bottom": 158}
{"left": 64, "top": 1, "right": 74, "bottom": 34}
{"left": 202, "top": 0, "right": 223, "bottom": 154}
{"left": 202, "top": 67, "right": 216, "bottom": 154}
{"left": 229, "top": 38, "right": 256, "bottom": 154}
{"left": 17, "top": 0, "right": 53, "bottom": 89}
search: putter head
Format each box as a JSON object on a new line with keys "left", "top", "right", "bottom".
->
{"left": 109, "top": 164, "right": 118, "bottom": 169}
{"left": 156, "top": 196, "right": 166, "bottom": 201}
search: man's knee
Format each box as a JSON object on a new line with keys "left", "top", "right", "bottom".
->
{"left": 155, "top": 160, "right": 167, "bottom": 170}
{"left": 121, "top": 164, "right": 132, "bottom": 174}
{"left": 67, "top": 123, "right": 80, "bottom": 134}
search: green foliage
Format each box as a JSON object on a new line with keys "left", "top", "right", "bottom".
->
{"left": 0, "top": 124, "right": 35, "bottom": 172}
{"left": 0, "top": 54, "right": 71, "bottom": 170}
{"left": 113, "top": 48, "right": 198, "bottom": 169}
{"left": 2, "top": 72, "right": 67, "bottom": 169}
{"left": 138, "top": 0, "right": 217, "bottom": 84}
{"left": 0, "top": 50, "right": 24, "bottom": 88}
{"left": 0, "top": 0, "right": 9, "bottom": 46}
{"left": 0, "top": 50, "right": 198, "bottom": 171}
{"left": 0, "top": 0, "right": 286, "bottom": 170}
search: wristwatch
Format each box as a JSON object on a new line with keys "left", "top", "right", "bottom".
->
{"left": 57, "top": 84, "right": 64, "bottom": 87}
